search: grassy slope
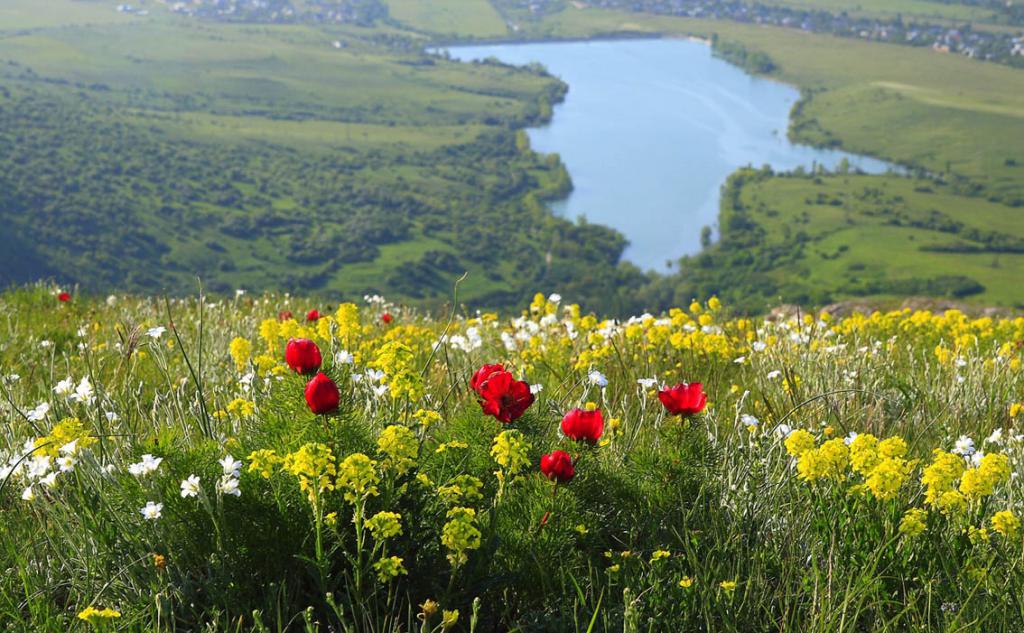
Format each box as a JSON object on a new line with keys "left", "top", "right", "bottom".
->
{"left": 756, "top": 0, "right": 996, "bottom": 22}
{"left": 732, "top": 173, "right": 1024, "bottom": 307}
{"left": 0, "top": 2, "right": 600, "bottom": 306}
{"left": 385, "top": 0, "right": 509, "bottom": 37}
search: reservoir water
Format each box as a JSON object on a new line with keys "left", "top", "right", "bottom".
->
{"left": 445, "top": 39, "right": 894, "bottom": 271}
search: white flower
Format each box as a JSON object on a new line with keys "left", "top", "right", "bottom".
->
{"left": 180, "top": 475, "right": 201, "bottom": 498}
{"left": 637, "top": 378, "right": 658, "bottom": 389}
{"left": 57, "top": 456, "right": 76, "bottom": 472}
{"left": 129, "top": 454, "right": 163, "bottom": 477}
{"left": 986, "top": 428, "right": 1004, "bottom": 445}
{"left": 106, "top": 295, "right": 118, "bottom": 306}
{"left": 5, "top": 373, "right": 19, "bottom": 383}
{"left": 140, "top": 501, "right": 163, "bottom": 521}
{"left": 588, "top": 370, "right": 608, "bottom": 388}
{"left": 53, "top": 377, "right": 75, "bottom": 397}
{"left": 21, "top": 486, "right": 34, "bottom": 501}
{"left": 335, "top": 350, "right": 354, "bottom": 365}
{"left": 844, "top": 432, "right": 859, "bottom": 446}
{"left": 740, "top": 414, "right": 760, "bottom": 429}
{"left": 72, "top": 377, "right": 95, "bottom": 405}
{"left": 105, "top": 411, "right": 119, "bottom": 422}
{"left": 60, "top": 439, "right": 79, "bottom": 455}
{"left": 372, "top": 384, "right": 389, "bottom": 398}
{"left": 766, "top": 370, "right": 782, "bottom": 380}
{"left": 147, "top": 326, "right": 166, "bottom": 339}
{"left": 953, "top": 436, "right": 976, "bottom": 457}
{"left": 529, "top": 383, "right": 544, "bottom": 395}
{"left": 40, "top": 340, "right": 53, "bottom": 349}
{"left": 219, "top": 455, "right": 242, "bottom": 478}
{"left": 40, "top": 472, "right": 58, "bottom": 489}
{"left": 970, "top": 451, "right": 985, "bottom": 467}
{"left": 26, "top": 455, "right": 51, "bottom": 480}
{"left": 774, "top": 424, "right": 793, "bottom": 438}
{"left": 217, "top": 476, "right": 241, "bottom": 497}
{"left": 366, "top": 369, "right": 386, "bottom": 383}
{"left": 733, "top": 356, "right": 746, "bottom": 364}
{"left": 235, "top": 289, "right": 246, "bottom": 297}
{"left": 548, "top": 293, "right": 562, "bottom": 304}
{"left": 26, "top": 402, "right": 50, "bottom": 422}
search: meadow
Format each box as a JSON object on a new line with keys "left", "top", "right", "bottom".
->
{"left": 3, "top": 286, "right": 1024, "bottom": 631}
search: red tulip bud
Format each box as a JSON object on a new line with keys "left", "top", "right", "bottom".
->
{"left": 540, "top": 450, "right": 574, "bottom": 483}
{"left": 658, "top": 382, "right": 707, "bottom": 416}
{"left": 561, "top": 408, "right": 604, "bottom": 444}
{"left": 381, "top": 313, "right": 393, "bottom": 324}
{"left": 285, "top": 338, "right": 322, "bottom": 375}
{"left": 304, "top": 372, "right": 339, "bottom": 415}
{"left": 57, "top": 292, "right": 71, "bottom": 303}
{"left": 306, "top": 309, "right": 320, "bottom": 322}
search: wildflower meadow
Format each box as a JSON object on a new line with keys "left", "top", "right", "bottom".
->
{"left": 2, "top": 285, "right": 1024, "bottom": 631}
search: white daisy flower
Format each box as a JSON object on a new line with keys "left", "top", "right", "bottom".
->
{"left": 140, "top": 501, "right": 163, "bottom": 521}
{"left": 588, "top": 370, "right": 608, "bottom": 388}
{"left": 219, "top": 455, "right": 242, "bottom": 478}
{"left": 180, "top": 475, "right": 201, "bottom": 498}
{"left": 26, "top": 402, "right": 50, "bottom": 422}
{"left": 147, "top": 326, "right": 166, "bottom": 339}
{"left": 217, "top": 476, "right": 241, "bottom": 497}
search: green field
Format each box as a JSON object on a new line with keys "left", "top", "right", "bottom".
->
{"left": 385, "top": 0, "right": 509, "bottom": 38}
{"left": 758, "top": 0, "right": 997, "bottom": 23}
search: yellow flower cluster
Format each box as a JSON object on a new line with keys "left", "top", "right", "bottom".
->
{"left": 992, "top": 510, "right": 1020, "bottom": 538}
{"left": 282, "top": 443, "right": 337, "bottom": 502}
{"left": 337, "top": 453, "right": 380, "bottom": 504}
{"left": 796, "top": 438, "right": 849, "bottom": 482}
{"left": 899, "top": 508, "right": 928, "bottom": 537}
{"left": 35, "top": 417, "right": 96, "bottom": 457}
{"left": 921, "top": 450, "right": 967, "bottom": 515}
{"left": 229, "top": 337, "right": 252, "bottom": 373}
{"left": 365, "top": 511, "right": 403, "bottom": 540}
{"left": 226, "top": 397, "right": 255, "bottom": 417}
{"left": 441, "top": 506, "right": 481, "bottom": 566}
{"left": 377, "top": 425, "right": 418, "bottom": 475}
{"left": 373, "top": 555, "right": 407, "bottom": 582}
{"left": 370, "top": 340, "right": 424, "bottom": 401}
{"left": 247, "top": 449, "right": 282, "bottom": 478}
{"left": 959, "top": 453, "right": 1011, "bottom": 499}
{"left": 437, "top": 475, "right": 484, "bottom": 505}
{"left": 77, "top": 606, "right": 121, "bottom": 623}
{"left": 491, "top": 430, "right": 532, "bottom": 483}
{"left": 849, "top": 434, "right": 912, "bottom": 501}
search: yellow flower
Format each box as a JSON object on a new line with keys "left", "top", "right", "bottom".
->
{"left": 922, "top": 450, "right": 966, "bottom": 507}
{"left": 366, "top": 511, "right": 403, "bottom": 540}
{"left": 282, "top": 443, "right": 337, "bottom": 502}
{"left": 650, "top": 550, "right": 670, "bottom": 563}
{"left": 77, "top": 607, "right": 122, "bottom": 623}
{"left": 719, "top": 580, "right": 737, "bottom": 593}
{"left": 229, "top": 337, "right": 252, "bottom": 373}
{"left": 226, "top": 397, "right": 255, "bottom": 417}
{"left": 247, "top": 449, "right": 281, "bottom": 478}
{"left": 992, "top": 510, "right": 1020, "bottom": 538}
{"left": 337, "top": 453, "right": 380, "bottom": 504}
{"left": 899, "top": 508, "right": 928, "bottom": 537}
{"left": 377, "top": 425, "right": 418, "bottom": 475}
{"left": 796, "top": 438, "right": 849, "bottom": 482}
{"left": 491, "top": 430, "right": 532, "bottom": 479}
{"left": 373, "top": 555, "right": 407, "bottom": 582}
{"left": 784, "top": 429, "right": 816, "bottom": 458}
{"left": 441, "top": 609, "right": 460, "bottom": 631}
{"left": 959, "top": 453, "right": 1010, "bottom": 500}
{"left": 678, "top": 576, "right": 693, "bottom": 588}
{"left": 865, "top": 458, "right": 912, "bottom": 501}
{"left": 441, "top": 507, "right": 481, "bottom": 566}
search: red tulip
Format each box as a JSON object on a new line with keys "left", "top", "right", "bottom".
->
{"left": 477, "top": 370, "right": 534, "bottom": 424}
{"left": 561, "top": 408, "right": 604, "bottom": 444}
{"left": 306, "top": 309, "right": 320, "bottom": 322}
{"left": 469, "top": 363, "right": 505, "bottom": 394}
{"left": 57, "top": 292, "right": 71, "bottom": 303}
{"left": 285, "top": 338, "right": 322, "bottom": 375}
{"left": 305, "top": 372, "right": 339, "bottom": 415}
{"left": 278, "top": 310, "right": 293, "bottom": 321}
{"left": 540, "top": 450, "right": 574, "bottom": 483}
{"left": 658, "top": 383, "right": 707, "bottom": 416}
{"left": 381, "top": 313, "right": 393, "bottom": 325}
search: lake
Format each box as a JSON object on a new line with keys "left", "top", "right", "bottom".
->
{"left": 445, "top": 39, "right": 894, "bottom": 272}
